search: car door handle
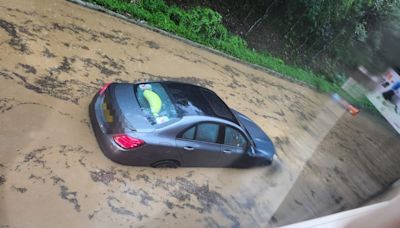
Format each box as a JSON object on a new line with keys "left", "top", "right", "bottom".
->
{"left": 223, "top": 149, "right": 232, "bottom": 153}
{"left": 183, "top": 146, "right": 194, "bottom": 151}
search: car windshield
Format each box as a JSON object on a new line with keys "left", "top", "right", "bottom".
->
{"left": 135, "top": 82, "right": 179, "bottom": 125}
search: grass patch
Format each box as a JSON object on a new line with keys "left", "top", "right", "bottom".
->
{"left": 84, "top": 0, "right": 377, "bottom": 112}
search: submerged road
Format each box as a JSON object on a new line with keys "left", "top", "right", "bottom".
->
{"left": 0, "top": 0, "right": 400, "bottom": 227}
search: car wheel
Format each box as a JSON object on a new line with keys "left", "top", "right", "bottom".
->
{"left": 151, "top": 160, "right": 180, "bottom": 168}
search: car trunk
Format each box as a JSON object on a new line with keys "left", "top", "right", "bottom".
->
{"left": 102, "top": 83, "right": 154, "bottom": 133}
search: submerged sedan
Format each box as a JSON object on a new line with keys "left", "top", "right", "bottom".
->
{"left": 89, "top": 81, "right": 275, "bottom": 168}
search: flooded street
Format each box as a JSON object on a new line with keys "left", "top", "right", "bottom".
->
{"left": 1, "top": 0, "right": 400, "bottom": 227}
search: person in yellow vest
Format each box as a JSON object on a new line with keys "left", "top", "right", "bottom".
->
{"left": 139, "top": 83, "right": 169, "bottom": 124}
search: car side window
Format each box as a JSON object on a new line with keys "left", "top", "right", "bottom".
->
{"left": 224, "top": 126, "right": 247, "bottom": 148}
{"left": 182, "top": 126, "right": 195, "bottom": 140}
{"left": 195, "top": 123, "right": 219, "bottom": 143}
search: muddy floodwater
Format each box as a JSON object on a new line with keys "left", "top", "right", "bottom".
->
{"left": 1, "top": 0, "right": 400, "bottom": 227}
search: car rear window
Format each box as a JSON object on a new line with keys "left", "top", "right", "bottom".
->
{"left": 135, "top": 83, "right": 179, "bottom": 125}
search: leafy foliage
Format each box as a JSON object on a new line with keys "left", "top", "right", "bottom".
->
{"left": 86, "top": 0, "right": 380, "bottom": 111}
{"left": 280, "top": 0, "right": 400, "bottom": 73}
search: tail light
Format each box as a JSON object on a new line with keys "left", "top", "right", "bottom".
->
{"left": 113, "top": 134, "right": 144, "bottom": 149}
{"left": 99, "top": 82, "right": 111, "bottom": 95}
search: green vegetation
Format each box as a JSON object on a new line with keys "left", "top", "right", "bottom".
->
{"left": 85, "top": 0, "right": 377, "bottom": 111}
{"left": 273, "top": 0, "right": 400, "bottom": 75}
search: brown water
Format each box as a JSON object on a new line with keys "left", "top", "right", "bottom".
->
{"left": 0, "top": 0, "right": 399, "bottom": 227}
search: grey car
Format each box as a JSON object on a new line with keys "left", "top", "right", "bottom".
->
{"left": 89, "top": 81, "right": 275, "bottom": 168}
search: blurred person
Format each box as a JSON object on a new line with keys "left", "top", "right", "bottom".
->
{"left": 382, "top": 81, "right": 400, "bottom": 113}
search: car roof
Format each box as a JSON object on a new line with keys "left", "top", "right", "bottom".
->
{"left": 135, "top": 81, "right": 239, "bottom": 125}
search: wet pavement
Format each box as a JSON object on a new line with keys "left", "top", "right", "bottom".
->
{"left": 1, "top": 0, "right": 400, "bottom": 227}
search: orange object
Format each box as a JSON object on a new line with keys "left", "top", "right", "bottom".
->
{"left": 346, "top": 104, "right": 360, "bottom": 116}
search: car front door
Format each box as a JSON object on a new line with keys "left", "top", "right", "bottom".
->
{"left": 175, "top": 122, "right": 223, "bottom": 167}
{"left": 220, "top": 125, "right": 249, "bottom": 167}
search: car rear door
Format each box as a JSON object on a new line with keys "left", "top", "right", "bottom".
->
{"left": 175, "top": 122, "right": 223, "bottom": 167}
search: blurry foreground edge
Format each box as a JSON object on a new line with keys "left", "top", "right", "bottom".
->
{"left": 281, "top": 195, "right": 400, "bottom": 228}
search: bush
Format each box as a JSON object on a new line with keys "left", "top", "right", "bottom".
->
{"left": 143, "top": 0, "right": 168, "bottom": 13}
{"left": 85, "top": 0, "right": 377, "bottom": 111}
{"left": 183, "top": 8, "right": 222, "bottom": 39}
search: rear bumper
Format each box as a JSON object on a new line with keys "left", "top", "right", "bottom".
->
{"left": 89, "top": 94, "right": 149, "bottom": 166}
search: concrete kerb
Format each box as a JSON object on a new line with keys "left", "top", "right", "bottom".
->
{"left": 67, "top": 0, "right": 317, "bottom": 91}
